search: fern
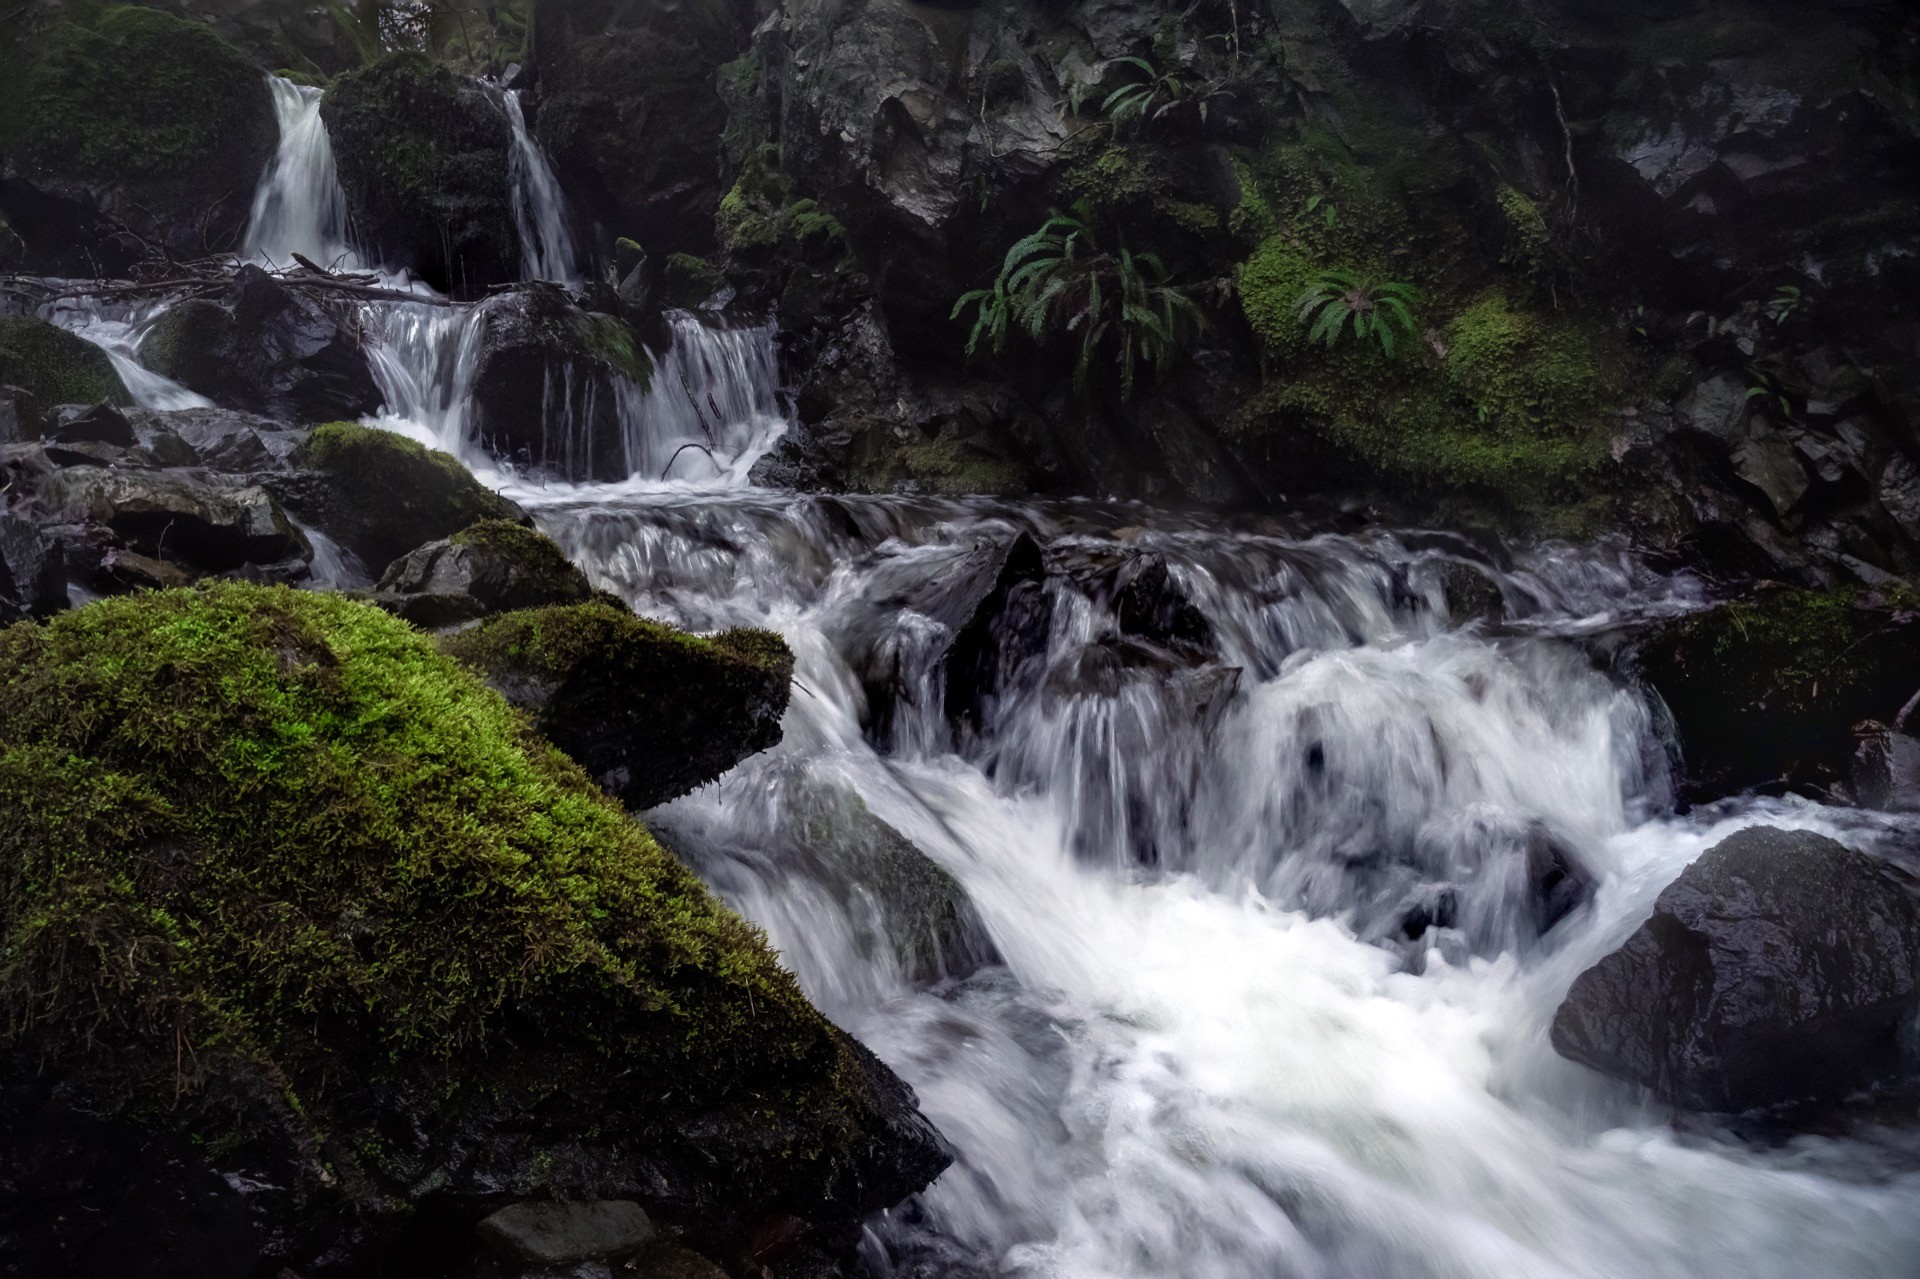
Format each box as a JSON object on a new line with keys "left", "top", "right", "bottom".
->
{"left": 1294, "top": 271, "right": 1418, "bottom": 358}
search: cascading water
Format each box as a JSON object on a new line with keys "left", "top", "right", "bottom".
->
{"left": 499, "top": 87, "right": 583, "bottom": 287}
{"left": 245, "top": 76, "right": 361, "bottom": 271}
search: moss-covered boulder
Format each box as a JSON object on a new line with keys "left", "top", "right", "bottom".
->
{"left": 467, "top": 284, "right": 654, "bottom": 482}
{"left": 0, "top": 584, "right": 947, "bottom": 1275}
{"left": 276, "top": 421, "right": 525, "bottom": 575}
{"left": 0, "top": 6, "right": 276, "bottom": 273}
{"left": 1635, "top": 586, "right": 1920, "bottom": 798}
{"left": 0, "top": 316, "right": 129, "bottom": 407}
{"left": 320, "top": 51, "right": 518, "bottom": 293}
{"left": 375, "top": 518, "right": 601, "bottom": 628}
{"left": 443, "top": 601, "right": 793, "bottom": 809}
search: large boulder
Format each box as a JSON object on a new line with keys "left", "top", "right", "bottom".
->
{"left": 0, "top": 584, "right": 948, "bottom": 1277}
{"left": 375, "top": 518, "right": 600, "bottom": 629}
{"left": 1634, "top": 587, "right": 1920, "bottom": 798}
{"left": 274, "top": 421, "right": 526, "bottom": 574}
{"left": 126, "top": 405, "right": 307, "bottom": 474}
{"left": 467, "top": 285, "right": 654, "bottom": 482}
{"left": 442, "top": 602, "right": 794, "bottom": 809}
{"left": 35, "top": 465, "right": 309, "bottom": 575}
{"left": 1551, "top": 826, "right": 1920, "bottom": 1113}
{"left": 0, "top": 6, "right": 277, "bottom": 274}
{"left": 137, "top": 267, "right": 383, "bottom": 423}
{"left": 320, "top": 51, "right": 518, "bottom": 293}
{"left": 0, "top": 317, "right": 129, "bottom": 408}
{"left": 0, "top": 513, "right": 66, "bottom": 621}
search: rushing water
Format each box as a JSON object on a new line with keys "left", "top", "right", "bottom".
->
{"left": 499, "top": 86, "right": 583, "bottom": 287}
{"left": 30, "top": 67, "right": 1920, "bottom": 1278}
{"left": 245, "top": 76, "right": 361, "bottom": 272}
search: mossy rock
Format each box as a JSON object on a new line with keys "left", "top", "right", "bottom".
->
{"left": 442, "top": 601, "right": 795, "bottom": 810}
{"left": 0, "top": 583, "right": 947, "bottom": 1271}
{"left": 1636, "top": 585, "right": 1920, "bottom": 798}
{"left": 282, "top": 421, "right": 525, "bottom": 573}
{"left": 0, "top": 316, "right": 128, "bottom": 407}
{"left": 3, "top": 5, "right": 276, "bottom": 269}
{"left": 320, "top": 51, "right": 518, "bottom": 293}
{"left": 375, "top": 517, "right": 602, "bottom": 628}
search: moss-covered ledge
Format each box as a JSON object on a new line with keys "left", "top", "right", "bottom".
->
{"left": 0, "top": 584, "right": 944, "bottom": 1272}
{"left": 0, "top": 315, "right": 130, "bottom": 407}
{"left": 441, "top": 601, "right": 795, "bottom": 809}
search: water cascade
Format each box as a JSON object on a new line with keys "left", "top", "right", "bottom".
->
{"left": 500, "top": 87, "right": 583, "bottom": 286}
{"left": 244, "top": 76, "right": 360, "bottom": 271}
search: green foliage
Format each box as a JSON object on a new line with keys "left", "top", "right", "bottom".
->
{"left": 952, "top": 204, "right": 1202, "bottom": 399}
{"left": 0, "top": 316, "right": 129, "bottom": 406}
{"left": 718, "top": 145, "right": 846, "bottom": 260}
{"left": 1441, "top": 293, "right": 1605, "bottom": 433}
{"left": 1101, "top": 55, "right": 1216, "bottom": 129}
{"left": 1294, "top": 270, "right": 1417, "bottom": 357}
{"left": 1496, "top": 185, "right": 1551, "bottom": 283}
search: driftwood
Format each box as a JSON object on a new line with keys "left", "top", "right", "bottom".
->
{"left": 0, "top": 255, "right": 461, "bottom": 310}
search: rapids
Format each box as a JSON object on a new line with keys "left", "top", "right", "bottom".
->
{"left": 31, "top": 73, "right": 1920, "bottom": 1279}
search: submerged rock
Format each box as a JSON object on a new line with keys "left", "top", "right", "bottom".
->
{"left": 442, "top": 602, "right": 794, "bottom": 809}
{"left": 0, "top": 317, "right": 129, "bottom": 408}
{"left": 0, "top": 585, "right": 948, "bottom": 1276}
{"left": 1551, "top": 827, "right": 1920, "bottom": 1113}
{"left": 375, "top": 518, "right": 600, "bottom": 629}
{"left": 137, "top": 266, "right": 382, "bottom": 423}
{"left": 275, "top": 420, "right": 526, "bottom": 575}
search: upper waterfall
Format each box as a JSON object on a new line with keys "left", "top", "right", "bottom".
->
{"left": 500, "top": 87, "right": 583, "bottom": 286}
{"left": 244, "top": 75, "right": 360, "bottom": 272}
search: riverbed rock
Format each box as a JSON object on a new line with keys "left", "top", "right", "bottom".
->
{"left": 321, "top": 51, "right": 518, "bottom": 292}
{"left": 468, "top": 285, "right": 654, "bottom": 482}
{"left": 0, "top": 514, "right": 66, "bottom": 621}
{"left": 0, "top": 317, "right": 129, "bottom": 408}
{"left": 45, "top": 401, "right": 135, "bottom": 448}
{"left": 375, "top": 518, "right": 599, "bottom": 628}
{"left": 137, "top": 266, "right": 383, "bottom": 423}
{"left": 1550, "top": 826, "right": 1920, "bottom": 1113}
{"left": 0, "top": 5, "right": 277, "bottom": 274}
{"left": 441, "top": 601, "right": 794, "bottom": 809}
{"left": 36, "top": 465, "right": 308, "bottom": 574}
{"left": 276, "top": 420, "right": 526, "bottom": 574}
{"left": 127, "top": 406, "right": 307, "bottom": 473}
{"left": 478, "top": 1200, "right": 657, "bottom": 1269}
{"left": 0, "top": 584, "right": 949, "bottom": 1277}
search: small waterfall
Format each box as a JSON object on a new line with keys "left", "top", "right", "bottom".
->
{"left": 244, "top": 76, "right": 360, "bottom": 271}
{"left": 613, "top": 313, "right": 790, "bottom": 484}
{"left": 39, "top": 296, "right": 212, "bottom": 411}
{"left": 358, "top": 300, "right": 489, "bottom": 455}
{"left": 500, "top": 88, "right": 582, "bottom": 285}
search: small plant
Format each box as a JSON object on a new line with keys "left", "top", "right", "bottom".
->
{"left": 1100, "top": 55, "right": 1226, "bottom": 130}
{"left": 1294, "top": 270, "right": 1418, "bottom": 357}
{"left": 1764, "top": 284, "right": 1805, "bottom": 326}
{"left": 953, "top": 205, "right": 1202, "bottom": 399}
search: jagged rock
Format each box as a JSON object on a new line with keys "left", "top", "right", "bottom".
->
{"left": 1551, "top": 827, "right": 1920, "bottom": 1113}
{"left": 0, "top": 385, "right": 40, "bottom": 444}
{"left": 374, "top": 519, "right": 598, "bottom": 629}
{"left": 1852, "top": 725, "right": 1920, "bottom": 813}
{"left": 0, "top": 514, "right": 66, "bottom": 621}
{"left": 320, "top": 52, "right": 518, "bottom": 292}
{"left": 467, "top": 285, "right": 653, "bottom": 482}
{"left": 127, "top": 406, "right": 306, "bottom": 474}
{"left": 36, "top": 466, "right": 308, "bottom": 574}
{"left": 478, "top": 1201, "right": 656, "bottom": 1269}
{"left": 46, "top": 402, "right": 135, "bottom": 447}
{"left": 0, "top": 6, "right": 277, "bottom": 274}
{"left": 441, "top": 602, "right": 794, "bottom": 809}
{"left": 0, "top": 317, "right": 128, "bottom": 408}
{"left": 275, "top": 421, "right": 526, "bottom": 576}
{"left": 138, "top": 267, "right": 383, "bottom": 423}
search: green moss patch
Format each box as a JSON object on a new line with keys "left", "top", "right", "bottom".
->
{"left": 0, "top": 316, "right": 129, "bottom": 406}
{"left": 718, "top": 145, "right": 847, "bottom": 262}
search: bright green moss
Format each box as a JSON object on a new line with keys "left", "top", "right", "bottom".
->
{"left": 718, "top": 145, "right": 846, "bottom": 259}
{"left": 443, "top": 598, "right": 789, "bottom": 685}
{"left": 1237, "top": 236, "right": 1318, "bottom": 352}
{"left": 0, "top": 584, "right": 865, "bottom": 1176}
{"left": 300, "top": 421, "right": 524, "bottom": 570}
{"left": 0, "top": 315, "right": 129, "bottom": 406}
{"left": 1442, "top": 292, "right": 1605, "bottom": 436}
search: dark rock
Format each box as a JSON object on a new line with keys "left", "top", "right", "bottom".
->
{"left": 477, "top": 1200, "right": 656, "bottom": 1268}
{"left": 627, "top": 1242, "right": 731, "bottom": 1279}
{"left": 943, "top": 533, "right": 1054, "bottom": 742}
{"left": 1551, "top": 826, "right": 1920, "bottom": 1113}
{"left": 0, "top": 385, "right": 40, "bottom": 444}
{"left": 36, "top": 466, "right": 309, "bottom": 574}
{"left": 0, "top": 6, "right": 277, "bottom": 274}
{"left": 321, "top": 52, "right": 519, "bottom": 293}
{"left": 0, "top": 514, "right": 66, "bottom": 621}
{"left": 128, "top": 406, "right": 306, "bottom": 474}
{"left": 137, "top": 267, "right": 382, "bottom": 423}
{"left": 0, "top": 317, "right": 128, "bottom": 408}
{"left": 1852, "top": 725, "right": 1920, "bottom": 813}
{"left": 374, "top": 518, "right": 598, "bottom": 629}
{"left": 1635, "top": 587, "right": 1920, "bottom": 798}
{"left": 47, "top": 401, "right": 134, "bottom": 447}
{"left": 441, "top": 603, "right": 794, "bottom": 809}
{"left": 276, "top": 421, "right": 526, "bottom": 575}
{"left": 467, "top": 285, "right": 653, "bottom": 482}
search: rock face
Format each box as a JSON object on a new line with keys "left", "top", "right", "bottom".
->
{"left": 320, "top": 52, "right": 519, "bottom": 293}
{"left": 442, "top": 602, "right": 795, "bottom": 809}
{"left": 0, "top": 317, "right": 129, "bottom": 408}
{"left": 0, "top": 5, "right": 277, "bottom": 274}
{"left": 137, "top": 267, "right": 383, "bottom": 423}
{"left": 1551, "top": 827, "right": 1920, "bottom": 1113}
{"left": 467, "top": 285, "right": 654, "bottom": 481}
{"left": 375, "top": 518, "right": 600, "bottom": 629}
{"left": 36, "top": 466, "right": 308, "bottom": 573}
{"left": 0, "top": 584, "right": 949, "bottom": 1277}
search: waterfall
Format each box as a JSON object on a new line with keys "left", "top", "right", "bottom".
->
{"left": 244, "top": 75, "right": 359, "bottom": 271}
{"left": 611, "top": 313, "right": 790, "bottom": 484}
{"left": 38, "top": 295, "right": 213, "bottom": 411}
{"left": 500, "top": 88, "right": 582, "bottom": 286}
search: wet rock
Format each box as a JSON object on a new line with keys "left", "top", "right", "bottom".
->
{"left": 0, "top": 6, "right": 277, "bottom": 274}
{"left": 0, "top": 385, "right": 40, "bottom": 444}
{"left": 137, "top": 266, "right": 382, "bottom": 423}
{"left": 0, "top": 514, "right": 66, "bottom": 620}
{"left": 36, "top": 466, "right": 308, "bottom": 574}
{"left": 275, "top": 421, "right": 526, "bottom": 575}
{"left": 626, "top": 1242, "right": 731, "bottom": 1279}
{"left": 127, "top": 406, "right": 306, "bottom": 474}
{"left": 0, "top": 317, "right": 129, "bottom": 408}
{"left": 375, "top": 519, "right": 598, "bottom": 629}
{"left": 467, "top": 285, "right": 653, "bottom": 482}
{"left": 1634, "top": 586, "right": 1920, "bottom": 798}
{"left": 321, "top": 52, "right": 518, "bottom": 292}
{"left": 1551, "top": 827, "right": 1920, "bottom": 1113}
{"left": 441, "top": 602, "right": 793, "bottom": 809}
{"left": 477, "top": 1200, "right": 656, "bottom": 1269}
{"left": 940, "top": 533, "right": 1051, "bottom": 742}
{"left": 1852, "top": 725, "right": 1920, "bottom": 813}
{"left": 46, "top": 402, "right": 135, "bottom": 448}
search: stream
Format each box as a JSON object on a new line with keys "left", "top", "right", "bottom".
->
{"left": 37, "top": 74, "right": 1920, "bottom": 1279}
